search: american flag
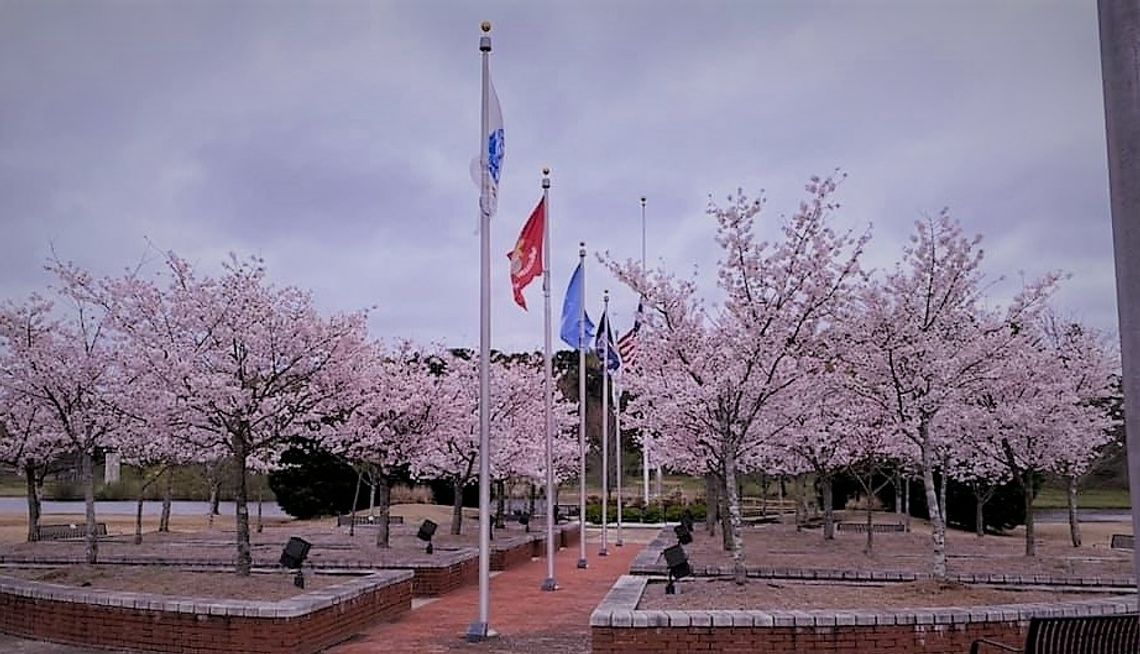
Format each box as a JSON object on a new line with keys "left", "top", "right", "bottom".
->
{"left": 617, "top": 298, "right": 644, "bottom": 366}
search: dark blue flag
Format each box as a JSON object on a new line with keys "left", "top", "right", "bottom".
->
{"left": 594, "top": 310, "right": 622, "bottom": 374}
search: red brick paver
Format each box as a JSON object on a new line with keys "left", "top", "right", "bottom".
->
{"left": 330, "top": 535, "right": 643, "bottom": 654}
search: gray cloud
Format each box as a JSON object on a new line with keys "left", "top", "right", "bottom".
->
{"left": 0, "top": 1, "right": 1117, "bottom": 350}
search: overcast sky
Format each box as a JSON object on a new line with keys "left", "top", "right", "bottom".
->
{"left": 0, "top": 1, "right": 1116, "bottom": 352}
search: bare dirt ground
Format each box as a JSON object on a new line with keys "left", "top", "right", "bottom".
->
{"left": 636, "top": 512, "right": 1136, "bottom": 611}
{"left": 639, "top": 577, "right": 1110, "bottom": 611}
{"left": 679, "top": 512, "right": 1135, "bottom": 579}
{"left": 0, "top": 503, "right": 559, "bottom": 598}
{"left": 3, "top": 565, "right": 343, "bottom": 600}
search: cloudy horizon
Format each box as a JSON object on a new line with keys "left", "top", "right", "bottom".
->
{"left": 0, "top": 1, "right": 1118, "bottom": 352}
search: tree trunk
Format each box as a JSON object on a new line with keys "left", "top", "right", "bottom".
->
{"left": 723, "top": 449, "right": 746, "bottom": 584}
{"left": 705, "top": 473, "right": 719, "bottom": 536}
{"left": 207, "top": 477, "right": 220, "bottom": 529}
{"left": 719, "top": 475, "right": 733, "bottom": 551}
{"left": 528, "top": 482, "right": 537, "bottom": 517}
{"left": 794, "top": 475, "right": 803, "bottom": 530}
{"left": 451, "top": 479, "right": 464, "bottom": 535}
{"left": 349, "top": 467, "right": 363, "bottom": 538}
{"left": 256, "top": 483, "right": 263, "bottom": 534}
{"left": 1067, "top": 474, "right": 1082, "bottom": 548}
{"left": 159, "top": 470, "right": 172, "bottom": 533}
{"left": 904, "top": 476, "right": 911, "bottom": 532}
{"left": 938, "top": 466, "right": 948, "bottom": 526}
{"left": 919, "top": 419, "right": 946, "bottom": 580}
{"left": 975, "top": 492, "right": 985, "bottom": 538}
{"left": 759, "top": 472, "right": 769, "bottom": 516}
{"left": 81, "top": 449, "right": 98, "bottom": 564}
{"left": 1023, "top": 471, "right": 1036, "bottom": 557}
{"left": 233, "top": 435, "right": 252, "bottom": 576}
{"left": 208, "top": 464, "right": 221, "bottom": 515}
{"left": 368, "top": 472, "right": 377, "bottom": 518}
{"left": 821, "top": 474, "right": 835, "bottom": 540}
{"left": 894, "top": 471, "right": 903, "bottom": 514}
{"left": 864, "top": 492, "right": 874, "bottom": 555}
{"left": 134, "top": 492, "right": 145, "bottom": 545}
{"left": 495, "top": 480, "right": 506, "bottom": 529}
{"left": 24, "top": 463, "right": 41, "bottom": 543}
{"left": 375, "top": 474, "right": 392, "bottom": 548}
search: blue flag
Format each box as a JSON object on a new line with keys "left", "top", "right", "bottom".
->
{"left": 594, "top": 310, "right": 622, "bottom": 374}
{"left": 559, "top": 262, "right": 595, "bottom": 349}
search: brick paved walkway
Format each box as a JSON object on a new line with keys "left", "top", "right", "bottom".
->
{"left": 329, "top": 532, "right": 645, "bottom": 654}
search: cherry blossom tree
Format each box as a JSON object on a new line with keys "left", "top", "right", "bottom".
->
{"left": 1040, "top": 318, "right": 1117, "bottom": 548}
{"left": 0, "top": 388, "right": 70, "bottom": 542}
{"left": 413, "top": 352, "right": 554, "bottom": 535}
{"left": 844, "top": 213, "right": 1058, "bottom": 576}
{"left": 325, "top": 340, "right": 449, "bottom": 547}
{"left": 778, "top": 368, "right": 859, "bottom": 540}
{"left": 608, "top": 175, "right": 868, "bottom": 582}
{"left": 973, "top": 315, "right": 1115, "bottom": 555}
{"left": 74, "top": 253, "right": 371, "bottom": 575}
{"left": 0, "top": 283, "right": 128, "bottom": 564}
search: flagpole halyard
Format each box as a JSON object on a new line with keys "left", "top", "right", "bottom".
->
{"left": 640, "top": 196, "right": 651, "bottom": 507}
{"left": 615, "top": 373, "right": 623, "bottom": 547}
{"left": 468, "top": 19, "right": 494, "bottom": 643}
{"left": 577, "top": 242, "right": 589, "bottom": 570}
{"left": 599, "top": 290, "right": 610, "bottom": 557}
{"left": 541, "top": 167, "right": 558, "bottom": 591}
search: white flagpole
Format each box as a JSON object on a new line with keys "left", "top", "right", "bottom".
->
{"left": 639, "top": 196, "right": 652, "bottom": 507}
{"left": 599, "top": 290, "right": 610, "bottom": 557}
{"left": 541, "top": 168, "right": 557, "bottom": 592}
{"left": 468, "top": 20, "right": 493, "bottom": 643}
{"left": 1098, "top": 0, "right": 1140, "bottom": 599}
{"left": 576, "top": 242, "right": 588, "bottom": 569}
{"left": 615, "top": 375, "right": 623, "bottom": 546}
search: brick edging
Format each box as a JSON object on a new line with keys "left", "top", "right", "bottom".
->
{"left": 590, "top": 575, "right": 1139, "bottom": 629}
{"left": 630, "top": 527, "right": 1137, "bottom": 588}
{"left": 0, "top": 569, "right": 412, "bottom": 618}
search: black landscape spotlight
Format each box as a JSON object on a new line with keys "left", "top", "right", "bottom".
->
{"left": 663, "top": 544, "right": 692, "bottom": 596}
{"left": 681, "top": 509, "right": 695, "bottom": 533}
{"left": 673, "top": 522, "right": 693, "bottom": 545}
{"left": 279, "top": 536, "right": 312, "bottom": 589}
{"left": 417, "top": 519, "right": 438, "bottom": 554}
{"left": 518, "top": 511, "right": 531, "bottom": 533}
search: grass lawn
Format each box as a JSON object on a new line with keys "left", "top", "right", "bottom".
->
{"left": 1035, "top": 485, "right": 1131, "bottom": 510}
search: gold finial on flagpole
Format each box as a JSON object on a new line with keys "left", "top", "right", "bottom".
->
{"left": 481, "top": 21, "right": 492, "bottom": 32}
{"left": 543, "top": 166, "right": 550, "bottom": 175}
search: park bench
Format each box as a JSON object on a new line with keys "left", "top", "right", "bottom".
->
{"left": 1110, "top": 533, "right": 1134, "bottom": 549}
{"left": 336, "top": 514, "right": 404, "bottom": 527}
{"left": 33, "top": 522, "right": 107, "bottom": 541}
{"left": 555, "top": 504, "right": 580, "bottom": 522}
{"left": 969, "top": 613, "right": 1139, "bottom": 653}
{"left": 836, "top": 521, "right": 905, "bottom": 534}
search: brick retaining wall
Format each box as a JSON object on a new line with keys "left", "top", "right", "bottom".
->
{"left": 0, "top": 570, "right": 413, "bottom": 654}
{"left": 590, "top": 575, "right": 1138, "bottom": 654}
{"left": 411, "top": 554, "right": 480, "bottom": 596}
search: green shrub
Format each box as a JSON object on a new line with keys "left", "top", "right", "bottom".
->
{"left": 583, "top": 501, "right": 705, "bottom": 524}
{"left": 640, "top": 506, "right": 663, "bottom": 523}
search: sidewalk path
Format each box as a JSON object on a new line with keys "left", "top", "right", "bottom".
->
{"left": 329, "top": 530, "right": 646, "bottom": 654}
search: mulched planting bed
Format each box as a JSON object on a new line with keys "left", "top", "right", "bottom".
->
{"left": 678, "top": 515, "right": 1135, "bottom": 579}
{"left": 2, "top": 565, "right": 344, "bottom": 600}
{"left": 638, "top": 577, "right": 1109, "bottom": 611}
{"left": 0, "top": 518, "right": 551, "bottom": 567}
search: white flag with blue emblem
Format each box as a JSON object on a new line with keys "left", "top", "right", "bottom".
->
{"left": 478, "top": 75, "right": 505, "bottom": 218}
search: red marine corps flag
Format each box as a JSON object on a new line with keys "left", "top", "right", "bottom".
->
{"left": 507, "top": 197, "right": 546, "bottom": 310}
